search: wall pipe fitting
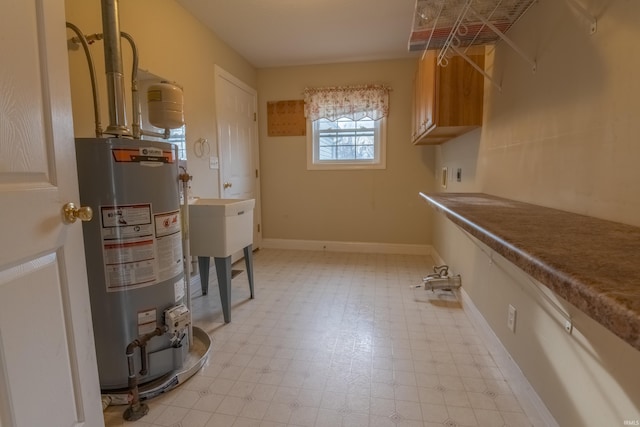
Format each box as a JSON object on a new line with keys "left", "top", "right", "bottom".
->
{"left": 423, "top": 274, "right": 462, "bottom": 292}
{"left": 420, "top": 265, "right": 462, "bottom": 292}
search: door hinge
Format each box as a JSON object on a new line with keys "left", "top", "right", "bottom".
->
{"left": 254, "top": 112, "right": 257, "bottom": 121}
{"left": 255, "top": 169, "right": 259, "bottom": 178}
{"left": 257, "top": 224, "right": 261, "bottom": 233}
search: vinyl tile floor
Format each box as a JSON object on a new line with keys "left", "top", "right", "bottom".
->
{"left": 103, "top": 249, "right": 553, "bottom": 427}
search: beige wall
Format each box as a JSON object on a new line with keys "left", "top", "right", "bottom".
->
{"left": 482, "top": 0, "right": 640, "bottom": 226}
{"left": 434, "top": 1, "right": 640, "bottom": 425}
{"left": 65, "top": 0, "right": 257, "bottom": 199}
{"left": 257, "top": 60, "right": 436, "bottom": 246}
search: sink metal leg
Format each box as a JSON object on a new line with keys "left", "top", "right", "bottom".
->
{"left": 200, "top": 248, "right": 254, "bottom": 324}
{"left": 214, "top": 256, "right": 232, "bottom": 323}
{"left": 243, "top": 245, "right": 255, "bottom": 299}
{"left": 197, "top": 256, "right": 210, "bottom": 295}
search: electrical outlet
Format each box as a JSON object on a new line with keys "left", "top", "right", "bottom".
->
{"left": 507, "top": 304, "right": 517, "bottom": 333}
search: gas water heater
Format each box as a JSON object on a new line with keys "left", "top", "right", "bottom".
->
{"left": 68, "top": 4, "right": 210, "bottom": 418}
{"left": 75, "top": 137, "right": 189, "bottom": 391}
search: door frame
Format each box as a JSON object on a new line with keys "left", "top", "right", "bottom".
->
{"left": 214, "top": 65, "right": 262, "bottom": 249}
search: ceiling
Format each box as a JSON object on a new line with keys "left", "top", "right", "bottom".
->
{"left": 176, "top": 0, "right": 421, "bottom": 69}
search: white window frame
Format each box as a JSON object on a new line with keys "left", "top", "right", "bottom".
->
{"left": 306, "top": 117, "right": 387, "bottom": 171}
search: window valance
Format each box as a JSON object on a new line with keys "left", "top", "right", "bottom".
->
{"left": 303, "top": 84, "right": 390, "bottom": 122}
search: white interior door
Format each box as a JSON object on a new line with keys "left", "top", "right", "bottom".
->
{"left": 215, "top": 66, "right": 262, "bottom": 247}
{"left": 0, "top": 1, "right": 103, "bottom": 426}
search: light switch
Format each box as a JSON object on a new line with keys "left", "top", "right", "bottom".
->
{"left": 209, "top": 156, "right": 219, "bottom": 169}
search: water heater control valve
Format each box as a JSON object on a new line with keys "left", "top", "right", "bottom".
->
{"left": 164, "top": 304, "right": 191, "bottom": 342}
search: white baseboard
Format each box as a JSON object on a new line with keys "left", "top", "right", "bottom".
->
{"left": 429, "top": 247, "right": 446, "bottom": 266}
{"left": 431, "top": 248, "right": 558, "bottom": 427}
{"left": 261, "top": 238, "right": 431, "bottom": 256}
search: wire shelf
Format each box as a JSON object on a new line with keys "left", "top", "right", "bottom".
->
{"left": 408, "top": 0, "right": 537, "bottom": 52}
{"left": 408, "top": 0, "right": 596, "bottom": 91}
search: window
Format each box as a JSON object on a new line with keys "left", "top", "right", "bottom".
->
{"left": 167, "top": 125, "right": 187, "bottom": 160}
{"left": 309, "top": 117, "right": 386, "bottom": 169}
{"left": 304, "top": 85, "right": 389, "bottom": 170}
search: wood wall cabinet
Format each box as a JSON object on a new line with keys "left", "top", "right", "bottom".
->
{"left": 412, "top": 49, "right": 485, "bottom": 145}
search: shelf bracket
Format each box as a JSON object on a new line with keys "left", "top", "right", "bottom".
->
{"left": 467, "top": 6, "right": 537, "bottom": 72}
{"left": 447, "top": 44, "right": 503, "bottom": 92}
{"left": 565, "top": 0, "right": 597, "bottom": 34}
{"left": 433, "top": 0, "right": 536, "bottom": 92}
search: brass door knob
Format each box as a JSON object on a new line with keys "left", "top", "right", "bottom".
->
{"left": 223, "top": 182, "right": 232, "bottom": 189}
{"left": 63, "top": 202, "right": 93, "bottom": 224}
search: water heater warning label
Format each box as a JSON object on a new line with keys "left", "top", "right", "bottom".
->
{"left": 101, "top": 204, "right": 159, "bottom": 292}
{"left": 100, "top": 205, "right": 184, "bottom": 292}
{"left": 154, "top": 210, "right": 183, "bottom": 283}
{"left": 101, "top": 204, "right": 152, "bottom": 230}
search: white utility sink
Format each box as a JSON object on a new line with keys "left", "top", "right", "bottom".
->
{"left": 188, "top": 198, "right": 255, "bottom": 258}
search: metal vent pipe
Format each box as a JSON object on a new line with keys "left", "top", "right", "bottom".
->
{"left": 101, "top": 0, "right": 130, "bottom": 136}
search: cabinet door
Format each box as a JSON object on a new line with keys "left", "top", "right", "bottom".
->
{"left": 412, "top": 48, "right": 484, "bottom": 145}
{"left": 437, "top": 52, "right": 484, "bottom": 128}
{"left": 420, "top": 50, "right": 437, "bottom": 134}
{"left": 412, "top": 67, "right": 421, "bottom": 141}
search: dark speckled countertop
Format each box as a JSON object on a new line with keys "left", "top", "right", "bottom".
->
{"left": 420, "top": 192, "right": 640, "bottom": 351}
